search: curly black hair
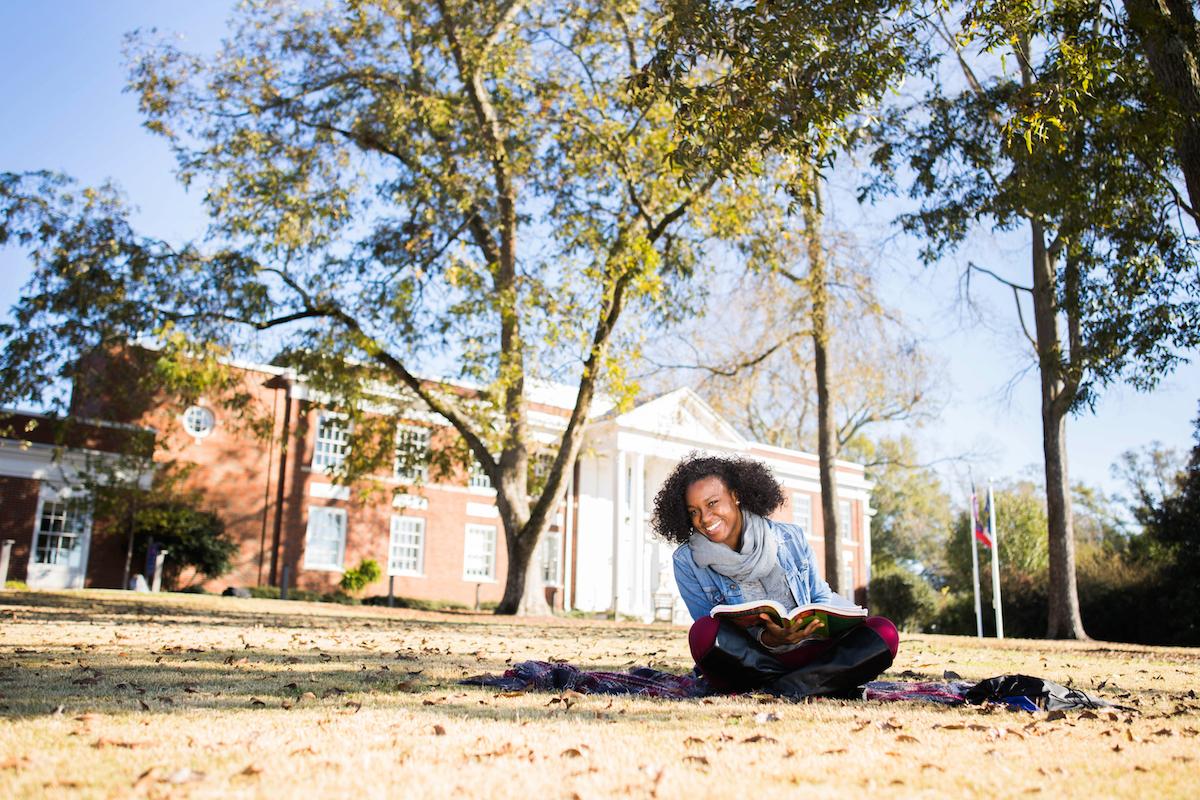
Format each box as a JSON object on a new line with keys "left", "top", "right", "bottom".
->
{"left": 650, "top": 453, "right": 786, "bottom": 545}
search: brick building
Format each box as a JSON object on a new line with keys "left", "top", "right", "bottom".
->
{"left": 1, "top": 354, "right": 873, "bottom": 621}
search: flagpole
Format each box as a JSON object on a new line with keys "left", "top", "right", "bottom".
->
{"left": 989, "top": 480, "right": 1004, "bottom": 638}
{"left": 970, "top": 486, "right": 982, "bottom": 638}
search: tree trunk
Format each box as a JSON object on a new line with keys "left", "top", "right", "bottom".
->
{"left": 799, "top": 161, "right": 841, "bottom": 594}
{"left": 495, "top": 509, "right": 550, "bottom": 616}
{"left": 1123, "top": 0, "right": 1200, "bottom": 225}
{"left": 1030, "top": 221, "right": 1088, "bottom": 639}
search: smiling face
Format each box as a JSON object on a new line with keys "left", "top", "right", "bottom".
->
{"left": 685, "top": 474, "right": 743, "bottom": 551}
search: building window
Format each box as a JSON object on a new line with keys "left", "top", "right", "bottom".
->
{"left": 792, "top": 493, "right": 813, "bottom": 537}
{"left": 182, "top": 405, "right": 216, "bottom": 438}
{"left": 463, "top": 523, "right": 497, "bottom": 581}
{"left": 394, "top": 425, "right": 430, "bottom": 483}
{"left": 841, "top": 549, "right": 855, "bottom": 599}
{"left": 313, "top": 414, "right": 350, "bottom": 471}
{"left": 34, "top": 500, "right": 89, "bottom": 566}
{"left": 388, "top": 516, "right": 425, "bottom": 576}
{"left": 468, "top": 461, "right": 493, "bottom": 490}
{"left": 839, "top": 499, "right": 854, "bottom": 543}
{"left": 540, "top": 528, "right": 561, "bottom": 585}
{"left": 304, "top": 506, "right": 346, "bottom": 570}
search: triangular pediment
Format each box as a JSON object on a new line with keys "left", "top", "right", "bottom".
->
{"left": 613, "top": 388, "right": 748, "bottom": 449}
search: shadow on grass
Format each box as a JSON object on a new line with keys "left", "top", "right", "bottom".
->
{"left": 0, "top": 642, "right": 719, "bottom": 726}
{"left": 0, "top": 591, "right": 705, "bottom": 726}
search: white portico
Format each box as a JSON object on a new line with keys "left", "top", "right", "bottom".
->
{"left": 568, "top": 389, "right": 874, "bottom": 624}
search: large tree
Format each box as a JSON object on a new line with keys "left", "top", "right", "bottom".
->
{"left": 0, "top": 1, "right": 752, "bottom": 614}
{"left": 868, "top": 1, "right": 1200, "bottom": 637}
{"left": 646, "top": 0, "right": 919, "bottom": 592}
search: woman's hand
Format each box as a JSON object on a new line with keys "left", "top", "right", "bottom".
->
{"left": 758, "top": 615, "right": 823, "bottom": 648}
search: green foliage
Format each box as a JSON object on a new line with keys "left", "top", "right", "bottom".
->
{"left": 647, "top": 0, "right": 922, "bottom": 177}
{"left": 942, "top": 482, "right": 1049, "bottom": 594}
{"left": 867, "top": 3, "right": 1200, "bottom": 410}
{"left": 361, "top": 595, "right": 469, "bottom": 612}
{"left": 246, "top": 585, "right": 358, "bottom": 604}
{"left": 867, "top": 567, "right": 938, "bottom": 632}
{"left": 2, "top": 0, "right": 772, "bottom": 614}
{"left": 852, "top": 437, "right": 953, "bottom": 577}
{"left": 931, "top": 573, "right": 1049, "bottom": 638}
{"left": 132, "top": 501, "right": 235, "bottom": 590}
{"left": 339, "top": 558, "right": 382, "bottom": 594}
{"left": 1133, "top": 403, "right": 1200, "bottom": 644}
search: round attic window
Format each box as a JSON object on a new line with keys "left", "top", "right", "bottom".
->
{"left": 182, "top": 405, "right": 216, "bottom": 438}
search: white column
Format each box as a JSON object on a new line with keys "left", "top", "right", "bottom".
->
{"left": 632, "top": 451, "right": 646, "bottom": 617}
{"left": 611, "top": 448, "right": 626, "bottom": 617}
{"left": 563, "top": 462, "right": 575, "bottom": 612}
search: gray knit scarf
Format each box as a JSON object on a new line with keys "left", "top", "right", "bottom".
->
{"left": 689, "top": 510, "right": 779, "bottom": 583}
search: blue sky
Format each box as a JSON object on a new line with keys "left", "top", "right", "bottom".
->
{"left": 2, "top": 1, "right": 1197, "bottom": 503}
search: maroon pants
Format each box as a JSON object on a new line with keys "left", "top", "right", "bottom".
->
{"left": 688, "top": 615, "right": 899, "bottom": 676}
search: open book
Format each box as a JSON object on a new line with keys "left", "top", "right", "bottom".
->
{"left": 710, "top": 600, "right": 868, "bottom": 638}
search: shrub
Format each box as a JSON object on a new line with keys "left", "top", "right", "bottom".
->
{"left": 868, "top": 568, "right": 938, "bottom": 631}
{"left": 247, "top": 585, "right": 280, "bottom": 600}
{"left": 362, "top": 595, "right": 469, "bottom": 611}
{"left": 132, "top": 502, "right": 235, "bottom": 589}
{"left": 928, "top": 589, "right": 977, "bottom": 635}
{"left": 339, "top": 559, "right": 382, "bottom": 593}
{"left": 1077, "top": 547, "right": 1174, "bottom": 644}
{"left": 929, "top": 571, "right": 1049, "bottom": 638}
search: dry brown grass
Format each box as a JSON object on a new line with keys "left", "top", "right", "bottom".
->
{"left": 0, "top": 590, "right": 1197, "bottom": 799}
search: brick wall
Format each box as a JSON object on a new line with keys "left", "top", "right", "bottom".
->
{"left": 0, "top": 475, "right": 39, "bottom": 584}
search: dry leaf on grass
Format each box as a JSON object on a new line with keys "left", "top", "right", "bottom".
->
{"left": 432, "top": 724, "right": 446, "bottom": 736}
{"left": 93, "top": 737, "right": 150, "bottom": 749}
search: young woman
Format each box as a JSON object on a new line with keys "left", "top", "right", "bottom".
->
{"left": 651, "top": 453, "right": 899, "bottom": 698}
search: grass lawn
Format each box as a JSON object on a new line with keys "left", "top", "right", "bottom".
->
{"left": 1, "top": 590, "right": 1197, "bottom": 799}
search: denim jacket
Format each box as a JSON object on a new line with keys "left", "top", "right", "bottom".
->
{"left": 673, "top": 517, "right": 837, "bottom": 622}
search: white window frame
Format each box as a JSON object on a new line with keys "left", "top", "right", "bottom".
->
{"left": 468, "top": 461, "right": 493, "bottom": 491}
{"left": 33, "top": 497, "right": 90, "bottom": 567}
{"left": 839, "top": 499, "right": 854, "bottom": 543}
{"left": 792, "top": 493, "right": 814, "bottom": 538}
{"left": 388, "top": 515, "right": 425, "bottom": 576}
{"left": 841, "top": 549, "right": 856, "bottom": 599}
{"left": 463, "top": 523, "right": 497, "bottom": 581}
{"left": 182, "top": 405, "right": 216, "bottom": 439}
{"left": 540, "top": 528, "right": 561, "bottom": 586}
{"left": 304, "top": 506, "right": 347, "bottom": 571}
{"left": 393, "top": 425, "right": 431, "bottom": 483}
{"left": 312, "top": 413, "right": 350, "bottom": 472}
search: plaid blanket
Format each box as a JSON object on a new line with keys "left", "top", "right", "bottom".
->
{"left": 461, "top": 660, "right": 970, "bottom": 704}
